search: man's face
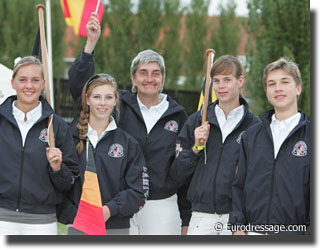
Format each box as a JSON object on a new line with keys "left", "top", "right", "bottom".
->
{"left": 265, "top": 69, "right": 301, "bottom": 112}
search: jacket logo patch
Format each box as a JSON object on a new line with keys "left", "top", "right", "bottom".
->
{"left": 236, "top": 131, "right": 246, "bottom": 144}
{"left": 164, "top": 120, "right": 178, "bottom": 133}
{"left": 108, "top": 143, "right": 124, "bottom": 158}
{"left": 175, "top": 143, "right": 183, "bottom": 158}
{"left": 292, "top": 141, "right": 307, "bottom": 157}
{"left": 39, "top": 128, "right": 48, "bottom": 143}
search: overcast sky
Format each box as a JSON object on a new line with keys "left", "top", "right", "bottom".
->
{"left": 104, "top": 0, "right": 249, "bottom": 17}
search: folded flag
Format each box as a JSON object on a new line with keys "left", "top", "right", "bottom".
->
{"left": 60, "top": 0, "right": 104, "bottom": 37}
{"left": 72, "top": 139, "right": 107, "bottom": 235}
{"left": 197, "top": 77, "right": 217, "bottom": 111}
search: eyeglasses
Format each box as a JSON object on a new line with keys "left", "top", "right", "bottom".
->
{"left": 86, "top": 73, "right": 116, "bottom": 92}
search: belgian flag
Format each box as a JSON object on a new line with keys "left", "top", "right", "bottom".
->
{"left": 197, "top": 78, "right": 217, "bottom": 111}
{"left": 72, "top": 140, "right": 107, "bottom": 235}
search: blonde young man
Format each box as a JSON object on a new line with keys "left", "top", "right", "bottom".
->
{"left": 229, "top": 58, "right": 310, "bottom": 235}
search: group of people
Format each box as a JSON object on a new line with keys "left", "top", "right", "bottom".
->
{"left": 0, "top": 13, "right": 310, "bottom": 235}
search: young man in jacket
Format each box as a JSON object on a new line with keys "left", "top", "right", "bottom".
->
{"left": 68, "top": 13, "right": 190, "bottom": 235}
{"left": 229, "top": 57, "right": 310, "bottom": 235}
{"left": 170, "top": 55, "right": 260, "bottom": 235}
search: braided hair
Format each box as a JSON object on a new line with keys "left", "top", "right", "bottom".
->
{"left": 76, "top": 75, "right": 119, "bottom": 154}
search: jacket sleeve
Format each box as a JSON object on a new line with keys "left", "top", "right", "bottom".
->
{"left": 68, "top": 50, "right": 95, "bottom": 105}
{"left": 49, "top": 115, "right": 79, "bottom": 192}
{"left": 175, "top": 110, "right": 192, "bottom": 227}
{"left": 170, "top": 113, "right": 201, "bottom": 188}
{"left": 106, "top": 138, "right": 148, "bottom": 217}
{"left": 228, "top": 132, "right": 248, "bottom": 228}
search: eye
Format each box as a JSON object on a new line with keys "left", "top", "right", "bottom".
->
{"left": 93, "top": 95, "right": 100, "bottom": 99}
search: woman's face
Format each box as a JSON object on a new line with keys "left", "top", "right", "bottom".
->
{"left": 86, "top": 84, "right": 117, "bottom": 121}
{"left": 11, "top": 64, "right": 44, "bottom": 110}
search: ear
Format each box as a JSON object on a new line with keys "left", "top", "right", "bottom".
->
{"left": 41, "top": 79, "right": 45, "bottom": 90}
{"left": 11, "top": 79, "right": 16, "bottom": 90}
{"left": 130, "top": 74, "right": 136, "bottom": 87}
{"left": 296, "top": 83, "right": 302, "bottom": 97}
{"left": 238, "top": 76, "right": 245, "bottom": 88}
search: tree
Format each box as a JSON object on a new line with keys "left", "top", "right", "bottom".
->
{"left": 210, "top": 0, "right": 241, "bottom": 58}
{"left": 159, "top": 0, "right": 184, "bottom": 89}
{"left": 245, "top": 0, "right": 310, "bottom": 117}
{"left": 0, "top": 0, "right": 66, "bottom": 78}
{"left": 183, "top": 0, "right": 210, "bottom": 90}
{"left": 135, "top": 0, "right": 163, "bottom": 52}
{"left": 95, "top": 0, "right": 135, "bottom": 87}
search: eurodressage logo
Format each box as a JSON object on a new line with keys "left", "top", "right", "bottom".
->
{"left": 236, "top": 131, "right": 246, "bottom": 144}
{"left": 164, "top": 120, "right": 178, "bottom": 133}
{"left": 39, "top": 128, "right": 48, "bottom": 143}
{"left": 292, "top": 141, "right": 307, "bottom": 157}
{"left": 108, "top": 143, "right": 124, "bottom": 158}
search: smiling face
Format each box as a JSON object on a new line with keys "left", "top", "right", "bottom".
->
{"left": 212, "top": 73, "right": 244, "bottom": 105}
{"left": 130, "top": 62, "right": 164, "bottom": 98}
{"left": 11, "top": 64, "right": 44, "bottom": 112}
{"left": 265, "top": 69, "right": 301, "bottom": 113}
{"left": 86, "top": 84, "right": 117, "bottom": 122}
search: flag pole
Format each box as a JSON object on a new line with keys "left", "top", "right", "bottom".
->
{"left": 95, "top": 0, "right": 101, "bottom": 13}
{"left": 46, "top": 0, "right": 54, "bottom": 109}
{"left": 36, "top": 4, "right": 55, "bottom": 148}
{"left": 200, "top": 48, "right": 215, "bottom": 144}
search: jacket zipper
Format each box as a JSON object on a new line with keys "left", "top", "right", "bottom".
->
{"left": 16, "top": 146, "right": 25, "bottom": 211}
{"left": 266, "top": 158, "right": 276, "bottom": 224}
{"left": 213, "top": 143, "right": 224, "bottom": 212}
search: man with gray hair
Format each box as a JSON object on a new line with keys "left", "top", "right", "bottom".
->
{"left": 68, "top": 13, "right": 190, "bottom": 235}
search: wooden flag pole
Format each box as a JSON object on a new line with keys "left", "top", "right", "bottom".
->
{"left": 36, "top": 4, "right": 55, "bottom": 147}
{"left": 200, "top": 48, "right": 216, "bottom": 144}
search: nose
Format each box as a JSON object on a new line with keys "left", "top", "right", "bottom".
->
{"left": 25, "top": 80, "right": 33, "bottom": 88}
{"left": 100, "top": 97, "right": 107, "bottom": 106}
{"left": 275, "top": 82, "right": 282, "bottom": 91}
{"left": 146, "top": 73, "right": 154, "bottom": 82}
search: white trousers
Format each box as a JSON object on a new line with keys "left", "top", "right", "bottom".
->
{"left": 129, "top": 194, "right": 181, "bottom": 235}
{"left": 187, "top": 212, "right": 232, "bottom": 235}
{"left": 0, "top": 221, "right": 57, "bottom": 235}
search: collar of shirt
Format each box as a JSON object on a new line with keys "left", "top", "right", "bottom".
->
{"left": 215, "top": 104, "right": 244, "bottom": 143}
{"left": 12, "top": 101, "right": 42, "bottom": 146}
{"left": 12, "top": 101, "right": 42, "bottom": 126}
{"left": 137, "top": 93, "right": 168, "bottom": 113}
{"left": 270, "top": 112, "right": 301, "bottom": 158}
{"left": 87, "top": 116, "right": 117, "bottom": 148}
{"left": 137, "top": 93, "right": 169, "bottom": 134}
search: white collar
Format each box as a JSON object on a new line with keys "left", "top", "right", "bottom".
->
{"left": 12, "top": 101, "right": 42, "bottom": 124}
{"left": 215, "top": 104, "right": 244, "bottom": 120}
{"left": 88, "top": 116, "right": 117, "bottom": 135}
{"left": 271, "top": 112, "right": 301, "bottom": 128}
{"left": 137, "top": 93, "right": 168, "bottom": 113}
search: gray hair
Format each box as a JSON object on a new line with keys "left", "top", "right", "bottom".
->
{"left": 130, "top": 49, "right": 165, "bottom": 78}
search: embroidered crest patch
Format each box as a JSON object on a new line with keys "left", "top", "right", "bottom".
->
{"left": 292, "top": 141, "right": 307, "bottom": 157}
{"left": 175, "top": 143, "right": 183, "bottom": 158}
{"left": 39, "top": 128, "right": 48, "bottom": 143}
{"left": 108, "top": 143, "right": 124, "bottom": 158}
{"left": 164, "top": 120, "right": 178, "bottom": 133}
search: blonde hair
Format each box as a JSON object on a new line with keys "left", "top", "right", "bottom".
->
{"left": 76, "top": 74, "right": 119, "bottom": 154}
{"left": 263, "top": 57, "right": 301, "bottom": 90}
{"left": 12, "top": 56, "right": 44, "bottom": 79}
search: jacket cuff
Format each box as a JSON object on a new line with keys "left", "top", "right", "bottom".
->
{"left": 80, "top": 48, "right": 94, "bottom": 63}
{"left": 180, "top": 210, "right": 192, "bottom": 226}
{"left": 105, "top": 200, "right": 119, "bottom": 217}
